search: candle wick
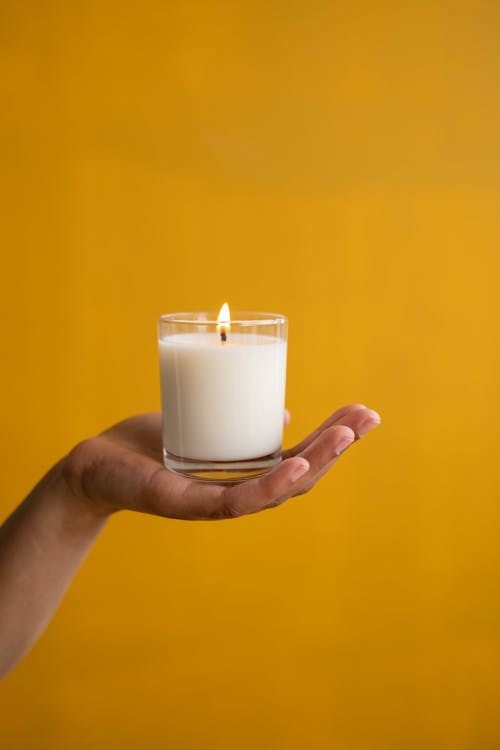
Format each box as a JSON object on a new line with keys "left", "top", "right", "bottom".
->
{"left": 220, "top": 329, "right": 227, "bottom": 343}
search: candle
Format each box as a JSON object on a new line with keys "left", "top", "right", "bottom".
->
{"left": 158, "top": 306, "right": 287, "bottom": 480}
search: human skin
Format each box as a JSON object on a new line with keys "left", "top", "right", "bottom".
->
{"left": 0, "top": 403, "right": 380, "bottom": 679}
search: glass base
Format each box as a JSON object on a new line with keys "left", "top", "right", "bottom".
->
{"left": 163, "top": 449, "right": 282, "bottom": 483}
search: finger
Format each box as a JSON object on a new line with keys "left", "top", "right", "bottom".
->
{"left": 284, "top": 409, "right": 291, "bottom": 427}
{"left": 332, "top": 406, "right": 381, "bottom": 441}
{"left": 283, "top": 403, "right": 372, "bottom": 458}
{"left": 206, "top": 457, "right": 311, "bottom": 519}
{"left": 355, "top": 408, "right": 381, "bottom": 438}
{"left": 130, "top": 410, "right": 376, "bottom": 518}
{"left": 281, "top": 424, "right": 354, "bottom": 497}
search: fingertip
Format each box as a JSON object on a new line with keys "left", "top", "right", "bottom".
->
{"left": 325, "top": 425, "right": 356, "bottom": 454}
{"left": 344, "top": 403, "right": 368, "bottom": 414}
{"left": 288, "top": 457, "right": 310, "bottom": 482}
{"left": 357, "top": 409, "right": 382, "bottom": 437}
{"left": 229, "top": 455, "right": 311, "bottom": 515}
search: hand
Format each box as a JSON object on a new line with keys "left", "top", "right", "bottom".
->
{"left": 63, "top": 404, "right": 380, "bottom": 521}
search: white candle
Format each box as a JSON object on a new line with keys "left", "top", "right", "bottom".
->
{"left": 159, "top": 331, "right": 287, "bottom": 462}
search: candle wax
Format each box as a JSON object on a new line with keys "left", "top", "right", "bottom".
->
{"left": 159, "top": 333, "right": 287, "bottom": 462}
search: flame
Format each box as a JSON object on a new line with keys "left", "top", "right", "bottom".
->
{"left": 217, "top": 302, "right": 231, "bottom": 335}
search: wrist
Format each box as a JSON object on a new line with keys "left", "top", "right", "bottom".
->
{"left": 44, "top": 455, "right": 111, "bottom": 537}
{"left": 60, "top": 439, "right": 119, "bottom": 521}
{"left": 14, "top": 458, "right": 110, "bottom": 555}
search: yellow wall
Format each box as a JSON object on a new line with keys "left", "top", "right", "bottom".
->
{"left": 1, "top": 1, "right": 499, "bottom": 747}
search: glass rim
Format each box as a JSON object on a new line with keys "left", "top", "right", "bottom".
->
{"left": 159, "top": 311, "right": 287, "bottom": 326}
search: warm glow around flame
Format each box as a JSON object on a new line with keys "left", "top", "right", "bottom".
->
{"left": 217, "top": 302, "right": 231, "bottom": 334}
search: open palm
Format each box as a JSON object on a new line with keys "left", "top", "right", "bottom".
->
{"left": 63, "top": 404, "right": 380, "bottom": 520}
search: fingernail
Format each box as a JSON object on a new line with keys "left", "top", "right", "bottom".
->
{"left": 290, "top": 459, "right": 309, "bottom": 482}
{"left": 357, "top": 409, "right": 381, "bottom": 438}
{"left": 335, "top": 434, "right": 355, "bottom": 455}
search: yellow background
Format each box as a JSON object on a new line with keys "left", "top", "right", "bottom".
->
{"left": 1, "top": 1, "right": 499, "bottom": 748}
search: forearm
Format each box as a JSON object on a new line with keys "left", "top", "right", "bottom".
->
{"left": 0, "top": 460, "right": 109, "bottom": 679}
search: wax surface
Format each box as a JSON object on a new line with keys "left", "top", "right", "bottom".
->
{"left": 159, "top": 333, "right": 287, "bottom": 461}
